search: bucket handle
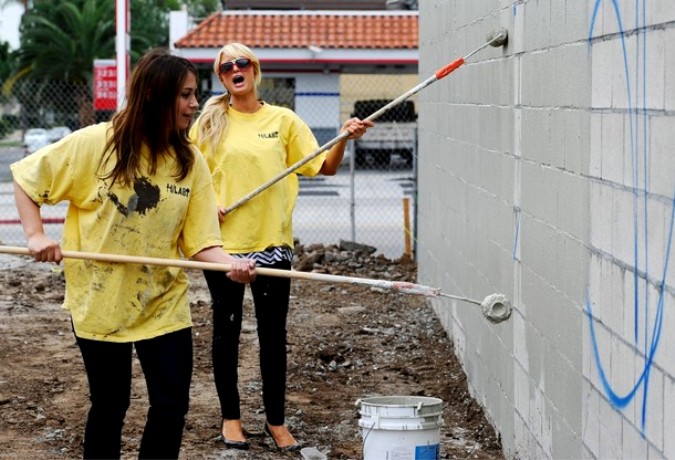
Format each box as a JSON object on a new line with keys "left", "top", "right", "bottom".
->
{"left": 362, "top": 421, "right": 376, "bottom": 446}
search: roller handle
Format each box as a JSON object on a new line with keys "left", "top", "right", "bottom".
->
{"left": 435, "top": 57, "right": 465, "bottom": 80}
{"left": 0, "top": 246, "right": 442, "bottom": 297}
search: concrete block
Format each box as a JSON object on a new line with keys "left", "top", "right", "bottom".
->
{"left": 558, "top": 237, "right": 589, "bottom": 303}
{"left": 521, "top": 163, "right": 556, "bottom": 225}
{"left": 613, "top": 33, "right": 638, "bottom": 111}
{"left": 655, "top": 291, "right": 674, "bottom": 378}
{"left": 546, "top": 347, "right": 582, "bottom": 432}
{"left": 665, "top": 377, "right": 675, "bottom": 460}
{"left": 513, "top": 415, "right": 529, "bottom": 459}
{"left": 522, "top": 0, "right": 551, "bottom": 52}
{"left": 666, "top": 28, "right": 675, "bottom": 112}
{"left": 515, "top": 361, "right": 531, "bottom": 421}
{"left": 587, "top": 0, "right": 603, "bottom": 40}
{"left": 591, "top": 39, "right": 614, "bottom": 108}
{"left": 644, "top": 366, "right": 664, "bottom": 451}
{"left": 554, "top": 44, "right": 592, "bottom": 108}
{"left": 562, "top": 109, "right": 591, "bottom": 176}
{"left": 512, "top": 2, "right": 525, "bottom": 55}
{"left": 604, "top": 262, "right": 626, "bottom": 337}
{"left": 589, "top": 113, "right": 602, "bottom": 178}
{"left": 621, "top": 268, "right": 638, "bottom": 344}
{"left": 582, "top": 277, "right": 599, "bottom": 379}
{"left": 649, "top": 1, "right": 675, "bottom": 26}
{"left": 612, "top": 187, "right": 638, "bottom": 265}
{"left": 588, "top": 318, "right": 611, "bottom": 392}
{"left": 513, "top": 297, "right": 528, "bottom": 363}
{"left": 590, "top": 182, "right": 613, "bottom": 255}
{"left": 646, "top": 198, "right": 668, "bottom": 292}
{"left": 609, "top": 337, "right": 635, "bottom": 405}
{"left": 564, "top": 0, "right": 591, "bottom": 43}
{"left": 643, "top": 29, "right": 665, "bottom": 111}
{"left": 600, "top": 113, "right": 625, "bottom": 184}
{"left": 598, "top": 400, "right": 623, "bottom": 458}
{"left": 622, "top": 417, "right": 649, "bottom": 460}
{"left": 551, "top": 414, "right": 582, "bottom": 460}
{"left": 529, "top": 385, "right": 544, "bottom": 444}
{"left": 581, "top": 445, "right": 595, "bottom": 459}
{"left": 549, "top": 0, "right": 567, "bottom": 48}
{"left": 557, "top": 172, "right": 589, "bottom": 241}
{"left": 521, "top": 107, "right": 551, "bottom": 164}
{"left": 649, "top": 444, "right": 667, "bottom": 460}
{"left": 520, "top": 51, "right": 549, "bottom": 106}
{"left": 600, "top": 256, "right": 615, "bottom": 327}
{"left": 582, "top": 381, "right": 601, "bottom": 457}
{"left": 649, "top": 116, "right": 675, "bottom": 198}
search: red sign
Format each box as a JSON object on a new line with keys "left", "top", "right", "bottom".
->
{"left": 93, "top": 59, "right": 117, "bottom": 110}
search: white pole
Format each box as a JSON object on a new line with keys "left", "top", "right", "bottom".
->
{"left": 115, "top": 0, "right": 129, "bottom": 111}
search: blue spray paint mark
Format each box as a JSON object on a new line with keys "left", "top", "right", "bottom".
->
{"left": 587, "top": 0, "right": 673, "bottom": 432}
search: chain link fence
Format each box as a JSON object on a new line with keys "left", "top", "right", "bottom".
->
{"left": 0, "top": 73, "right": 418, "bottom": 259}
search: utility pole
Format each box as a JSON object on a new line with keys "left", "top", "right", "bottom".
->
{"left": 115, "top": 0, "right": 129, "bottom": 110}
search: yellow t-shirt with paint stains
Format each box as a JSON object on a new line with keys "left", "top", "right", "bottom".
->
{"left": 190, "top": 103, "right": 325, "bottom": 253}
{"left": 10, "top": 122, "right": 223, "bottom": 342}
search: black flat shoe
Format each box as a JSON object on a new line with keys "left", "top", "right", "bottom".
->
{"left": 221, "top": 437, "right": 250, "bottom": 450}
{"left": 220, "top": 419, "right": 250, "bottom": 450}
{"left": 264, "top": 423, "right": 301, "bottom": 452}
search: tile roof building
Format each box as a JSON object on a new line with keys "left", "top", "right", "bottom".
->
{"left": 172, "top": 10, "right": 418, "bottom": 73}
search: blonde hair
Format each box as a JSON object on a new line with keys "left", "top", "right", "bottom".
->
{"left": 193, "top": 43, "right": 262, "bottom": 153}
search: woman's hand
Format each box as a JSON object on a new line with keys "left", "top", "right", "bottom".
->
{"left": 217, "top": 206, "right": 227, "bottom": 223}
{"left": 226, "top": 258, "right": 257, "bottom": 283}
{"left": 341, "top": 117, "right": 374, "bottom": 140}
{"left": 193, "top": 247, "right": 257, "bottom": 283}
{"left": 26, "top": 234, "right": 63, "bottom": 263}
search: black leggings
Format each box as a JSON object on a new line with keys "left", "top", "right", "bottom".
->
{"left": 75, "top": 328, "right": 193, "bottom": 460}
{"left": 204, "top": 259, "right": 291, "bottom": 425}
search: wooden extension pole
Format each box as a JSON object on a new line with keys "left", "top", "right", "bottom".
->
{"left": 0, "top": 246, "right": 441, "bottom": 297}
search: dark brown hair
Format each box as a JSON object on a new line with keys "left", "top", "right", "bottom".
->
{"left": 101, "top": 48, "right": 198, "bottom": 186}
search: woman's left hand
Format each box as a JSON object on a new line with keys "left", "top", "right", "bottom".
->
{"left": 341, "top": 117, "right": 374, "bottom": 140}
{"left": 227, "top": 258, "right": 257, "bottom": 283}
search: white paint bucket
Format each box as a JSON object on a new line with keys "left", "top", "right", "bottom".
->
{"left": 358, "top": 395, "right": 444, "bottom": 460}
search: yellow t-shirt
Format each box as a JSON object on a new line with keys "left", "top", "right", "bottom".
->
{"left": 190, "top": 103, "right": 326, "bottom": 253}
{"left": 10, "top": 122, "right": 223, "bottom": 342}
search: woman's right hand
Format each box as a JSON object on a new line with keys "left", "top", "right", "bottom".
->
{"left": 26, "top": 234, "right": 62, "bottom": 263}
{"left": 227, "top": 258, "right": 257, "bottom": 283}
{"left": 218, "top": 206, "right": 228, "bottom": 223}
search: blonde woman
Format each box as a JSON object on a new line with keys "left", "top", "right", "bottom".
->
{"left": 191, "top": 42, "right": 372, "bottom": 451}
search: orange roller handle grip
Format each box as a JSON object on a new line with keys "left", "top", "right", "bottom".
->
{"left": 435, "top": 57, "right": 465, "bottom": 79}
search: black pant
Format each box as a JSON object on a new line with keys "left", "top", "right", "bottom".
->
{"left": 75, "top": 327, "right": 193, "bottom": 460}
{"left": 204, "top": 259, "right": 291, "bottom": 425}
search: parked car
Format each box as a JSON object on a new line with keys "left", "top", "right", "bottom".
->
{"left": 23, "top": 128, "right": 51, "bottom": 155}
{"left": 351, "top": 99, "right": 417, "bottom": 167}
{"left": 47, "top": 126, "right": 72, "bottom": 142}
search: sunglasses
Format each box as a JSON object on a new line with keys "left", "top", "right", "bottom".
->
{"left": 219, "top": 58, "right": 252, "bottom": 74}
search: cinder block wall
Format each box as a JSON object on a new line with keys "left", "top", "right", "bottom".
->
{"left": 416, "top": 1, "right": 674, "bottom": 459}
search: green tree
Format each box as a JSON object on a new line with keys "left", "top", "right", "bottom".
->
{"left": 0, "top": 42, "right": 15, "bottom": 82}
{"left": 11, "top": 0, "right": 115, "bottom": 127}
{"left": 184, "top": 0, "right": 220, "bottom": 19}
{"left": 7, "top": 0, "right": 186, "bottom": 128}
{"left": 130, "top": 0, "right": 181, "bottom": 56}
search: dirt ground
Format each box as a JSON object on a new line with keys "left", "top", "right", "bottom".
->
{"left": 0, "top": 241, "right": 503, "bottom": 460}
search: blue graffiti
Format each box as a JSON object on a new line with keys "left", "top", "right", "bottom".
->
{"left": 586, "top": 0, "right": 675, "bottom": 432}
